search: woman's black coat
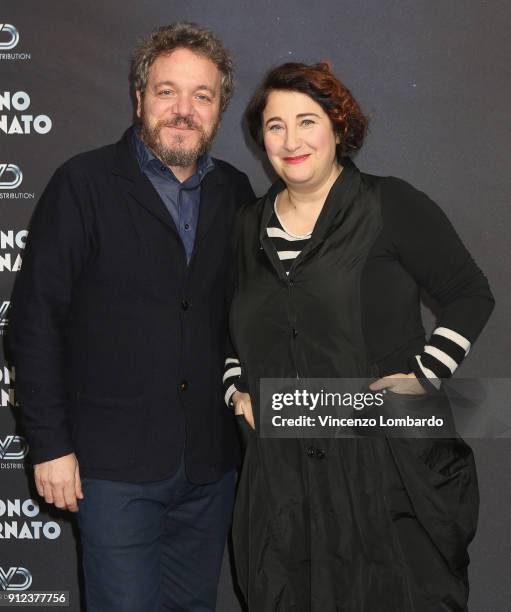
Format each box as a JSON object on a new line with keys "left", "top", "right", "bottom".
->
{"left": 229, "top": 160, "right": 494, "bottom": 611}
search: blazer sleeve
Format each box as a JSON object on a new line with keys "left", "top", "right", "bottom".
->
{"left": 8, "top": 163, "right": 93, "bottom": 463}
{"left": 237, "top": 171, "right": 256, "bottom": 210}
{"left": 222, "top": 171, "right": 255, "bottom": 406}
{"left": 383, "top": 177, "right": 495, "bottom": 392}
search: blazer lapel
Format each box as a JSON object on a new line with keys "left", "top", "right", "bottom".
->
{"left": 111, "top": 127, "right": 178, "bottom": 234}
{"left": 195, "top": 170, "right": 226, "bottom": 245}
{"left": 129, "top": 172, "right": 178, "bottom": 233}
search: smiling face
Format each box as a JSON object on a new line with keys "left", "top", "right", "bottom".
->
{"left": 136, "top": 47, "right": 222, "bottom": 174}
{"left": 262, "top": 90, "right": 340, "bottom": 189}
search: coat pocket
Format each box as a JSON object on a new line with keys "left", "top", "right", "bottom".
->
{"left": 72, "top": 393, "right": 145, "bottom": 470}
{"left": 388, "top": 435, "right": 479, "bottom": 576}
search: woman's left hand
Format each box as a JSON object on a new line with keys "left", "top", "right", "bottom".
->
{"left": 369, "top": 372, "right": 427, "bottom": 395}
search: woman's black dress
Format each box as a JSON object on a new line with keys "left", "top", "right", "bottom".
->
{"left": 229, "top": 160, "right": 494, "bottom": 611}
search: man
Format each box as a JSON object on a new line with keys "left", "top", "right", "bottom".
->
{"left": 9, "top": 22, "right": 255, "bottom": 611}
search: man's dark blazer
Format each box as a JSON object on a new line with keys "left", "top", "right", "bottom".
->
{"left": 8, "top": 126, "right": 255, "bottom": 483}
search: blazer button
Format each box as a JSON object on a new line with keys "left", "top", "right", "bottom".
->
{"left": 181, "top": 300, "right": 189, "bottom": 311}
{"left": 306, "top": 446, "right": 315, "bottom": 458}
{"left": 316, "top": 448, "right": 326, "bottom": 459}
{"left": 179, "top": 380, "right": 188, "bottom": 392}
{"left": 292, "top": 328, "right": 298, "bottom": 337}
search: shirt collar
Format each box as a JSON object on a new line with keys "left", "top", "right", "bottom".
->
{"left": 133, "top": 124, "right": 214, "bottom": 185}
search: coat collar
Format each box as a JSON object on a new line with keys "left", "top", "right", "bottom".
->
{"left": 258, "top": 158, "right": 362, "bottom": 280}
{"left": 258, "top": 157, "right": 361, "bottom": 245}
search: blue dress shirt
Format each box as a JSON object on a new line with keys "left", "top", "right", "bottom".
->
{"left": 133, "top": 127, "right": 215, "bottom": 264}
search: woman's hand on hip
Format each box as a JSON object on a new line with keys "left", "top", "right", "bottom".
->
{"left": 369, "top": 372, "right": 427, "bottom": 395}
{"left": 232, "top": 391, "right": 255, "bottom": 429}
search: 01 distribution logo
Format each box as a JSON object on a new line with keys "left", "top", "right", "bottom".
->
{"left": 0, "top": 25, "right": 19, "bottom": 50}
{"left": 0, "top": 163, "right": 35, "bottom": 200}
{"left": 0, "top": 436, "right": 29, "bottom": 461}
{"left": 0, "top": 24, "right": 29, "bottom": 61}
{"left": 0, "top": 164, "right": 22, "bottom": 189}
{"left": 0, "top": 567, "right": 32, "bottom": 591}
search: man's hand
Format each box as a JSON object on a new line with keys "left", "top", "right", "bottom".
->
{"left": 232, "top": 391, "right": 255, "bottom": 429}
{"left": 369, "top": 372, "right": 427, "bottom": 395}
{"left": 34, "top": 453, "right": 83, "bottom": 512}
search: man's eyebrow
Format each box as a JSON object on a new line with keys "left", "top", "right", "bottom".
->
{"left": 152, "top": 81, "right": 216, "bottom": 95}
{"left": 195, "top": 85, "right": 216, "bottom": 95}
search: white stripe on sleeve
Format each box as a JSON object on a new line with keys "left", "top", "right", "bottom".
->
{"left": 223, "top": 366, "right": 242, "bottom": 383}
{"left": 224, "top": 384, "right": 237, "bottom": 406}
{"left": 423, "top": 346, "right": 458, "bottom": 374}
{"left": 433, "top": 327, "right": 471, "bottom": 355}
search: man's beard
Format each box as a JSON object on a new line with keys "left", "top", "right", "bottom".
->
{"left": 140, "top": 112, "right": 219, "bottom": 168}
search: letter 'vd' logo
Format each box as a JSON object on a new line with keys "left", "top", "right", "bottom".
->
{"left": 0, "top": 567, "right": 32, "bottom": 591}
{"left": 0, "top": 164, "right": 23, "bottom": 189}
{"left": 0, "top": 436, "right": 29, "bottom": 460}
{"left": 0, "top": 25, "right": 19, "bottom": 50}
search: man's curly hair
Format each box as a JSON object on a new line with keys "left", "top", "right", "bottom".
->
{"left": 131, "top": 22, "right": 234, "bottom": 113}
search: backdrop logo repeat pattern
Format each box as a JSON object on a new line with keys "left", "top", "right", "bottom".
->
{"left": 0, "top": 230, "right": 28, "bottom": 273}
{"left": 0, "top": 301, "right": 10, "bottom": 335}
{"left": 0, "top": 365, "right": 15, "bottom": 408}
{"left": 0, "top": 566, "right": 32, "bottom": 592}
{"left": 0, "top": 25, "right": 19, "bottom": 51}
{"left": 0, "top": 24, "right": 30, "bottom": 61}
{"left": 0, "top": 92, "right": 52, "bottom": 134}
{"left": 0, "top": 499, "right": 62, "bottom": 540}
{"left": 0, "top": 163, "right": 35, "bottom": 201}
{"left": 0, "top": 164, "right": 23, "bottom": 190}
{"left": 0, "top": 436, "right": 29, "bottom": 461}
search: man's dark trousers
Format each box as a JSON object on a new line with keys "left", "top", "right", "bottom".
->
{"left": 77, "top": 459, "right": 235, "bottom": 611}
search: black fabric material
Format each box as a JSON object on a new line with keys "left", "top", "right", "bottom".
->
{"left": 8, "top": 126, "right": 256, "bottom": 484}
{"left": 229, "top": 160, "right": 491, "bottom": 610}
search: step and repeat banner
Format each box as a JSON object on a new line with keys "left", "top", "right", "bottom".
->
{"left": 0, "top": 16, "right": 83, "bottom": 608}
{"left": 1, "top": 2, "right": 509, "bottom": 610}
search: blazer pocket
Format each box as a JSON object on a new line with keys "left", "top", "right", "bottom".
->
{"left": 72, "top": 393, "right": 145, "bottom": 470}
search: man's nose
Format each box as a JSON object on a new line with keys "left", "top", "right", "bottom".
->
{"left": 172, "top": 94, "right": 193, "bottom": 118}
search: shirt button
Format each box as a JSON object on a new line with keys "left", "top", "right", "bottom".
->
{"left": 160, "top": 165, "right": 166, "bottom": 172}
{"left": 179, "top": 380, "right": 188, "bottom": 392}
{"left": 306, "top": 446, "right": 315, "bottom": 458}
{"left": 292, "top": 328, "right": 298, "bottom": 338}
{"left": 316, "top": 448, "right": 326, "bottom": 459}
{"left": 184, "top": 223, "right": 190, "bottom": 231}
{"left": 181, "top": 300, "right": 189, "bottom": 311}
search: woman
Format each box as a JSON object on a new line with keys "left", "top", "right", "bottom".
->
{"left": 224, "top": 62, "right": 494, "bottom": 611}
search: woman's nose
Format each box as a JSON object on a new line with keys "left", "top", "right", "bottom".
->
{"left": 284, "top": 127, "right": 301, "bottom": 152}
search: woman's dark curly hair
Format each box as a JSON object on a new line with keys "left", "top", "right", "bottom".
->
{"left": 245, "top": 61, "right": 367, "bottom": 157}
